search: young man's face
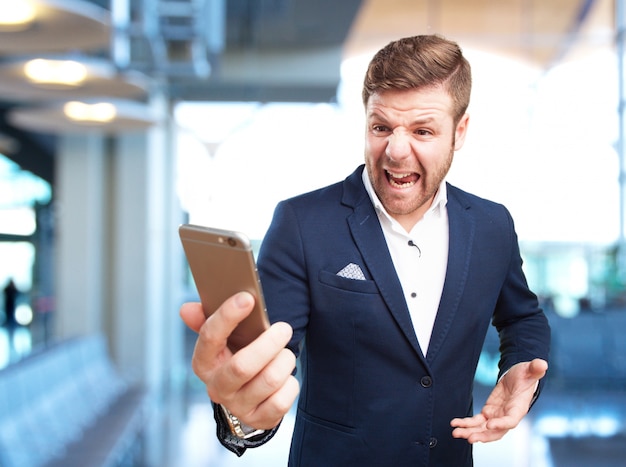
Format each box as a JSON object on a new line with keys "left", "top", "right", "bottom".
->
{"left": 364, "top": 86, "right": 469, "bottom": 231}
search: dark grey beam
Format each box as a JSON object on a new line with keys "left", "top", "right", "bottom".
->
{"left": 0, "top": 109, "right": 55, "bottom": 184}
{"left": 168, "top": 82, "right": 339, "bottom": 103}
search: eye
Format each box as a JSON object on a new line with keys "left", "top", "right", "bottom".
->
{"left": 372, "top": 124, "right": 390, "bottom": 133}
{"left": 415, "top": 128, "right": 432, "bottom": 136}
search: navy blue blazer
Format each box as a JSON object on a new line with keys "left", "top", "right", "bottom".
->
{"left": 252, "top": 165, "right": 550, "bottom": 466}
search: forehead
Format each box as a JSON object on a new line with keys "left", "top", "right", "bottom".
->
{"left": 366, "top": 87, "right": 454, "bottom": 121}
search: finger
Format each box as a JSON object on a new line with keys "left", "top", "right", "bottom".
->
{"left": 484, "top": 405, "right": 527, "bottom": 432}
{"left": 452, "top": 428, "right": 471, "bottom": 440}
{"left": 450, "top": 414, "right": 486, "bottom": 429}
{"left": 466, "top": 428, "right": 508, "bottom": 444}
{"left": 237, "top": 346, "right": 297, "bottom": 413}
{"left": 245, "top": 375, "right": 300, "bottom": 430}
{"left": 528, "top": 358, "right": 548, "bottom": 379}
{"left": 220, "top": 322, "right": 293, "bottom": 395}
{"left": 192, "top": 292, "right": 256, "bottom": 375}
{"left": 451, "top": 425, "right": 483, "bottom": 441}
{"left": 179, "top": 302, "right": 206, "bottom": 332}
{"left": 451, "top": 421, "right": 509, "bottom": 444}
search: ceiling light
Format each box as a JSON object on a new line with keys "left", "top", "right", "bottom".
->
{"left": 24, "top": 59, "right": 88, "bottom": 88}
{"left": 8, "top": 99, "right": 157, "bottom": 134}
{"left": 0, "top": 58, "right": 149, "bottom": 101}
{"left": 0, "top": 0, "right": 109, "bottom": 54}
{"left": 63, "top": 101, "right": 117, "bottom": 123}
{"left": 0, "top": 0, "right": 36, "bottom": 31}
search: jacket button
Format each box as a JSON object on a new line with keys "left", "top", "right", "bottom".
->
{"left": 429, "top": 437, "right": 438, "bottom": 448}
{"left": 420, "top": 376, "right": 432, "bottom": 388}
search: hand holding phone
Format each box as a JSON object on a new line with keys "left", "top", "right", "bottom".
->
{"left": 179, "top": 224, "right": 270, "bottom": 353}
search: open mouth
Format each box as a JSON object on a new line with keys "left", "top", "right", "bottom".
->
{"left": 386, "top": 170, "right": 419, "bottom": 188}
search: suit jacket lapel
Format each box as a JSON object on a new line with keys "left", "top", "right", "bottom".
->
{"left": 343, "top": 167, "right": 425, "bottom": 360}
{"left": 426, "top": 185, "right": 475, "bottom": 363}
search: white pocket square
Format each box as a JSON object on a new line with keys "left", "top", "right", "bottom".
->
{"left": 336, "top": 263, "right": 366, "bottom": 281}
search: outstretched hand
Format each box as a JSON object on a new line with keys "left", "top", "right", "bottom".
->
{"left": 450, "top": 359, "right": 548, "bottom": 443}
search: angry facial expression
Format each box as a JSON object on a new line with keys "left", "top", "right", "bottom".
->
{"left": 364, "top": 87, "right": 469, "bottom": 231}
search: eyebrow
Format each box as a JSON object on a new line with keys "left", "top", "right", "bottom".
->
{"left": 411, "top": 117, "right": 437, "bottom": 125}
{"left": 366, "top": 111, "right": 438, "bottom": 127}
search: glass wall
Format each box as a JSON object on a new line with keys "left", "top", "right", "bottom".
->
{"left": 0, "top": 153, "right": 52, "bottom": 366}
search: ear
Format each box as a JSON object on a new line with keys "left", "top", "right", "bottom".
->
{"left": 453, "top": 113, "right": 470, "bottom": 151}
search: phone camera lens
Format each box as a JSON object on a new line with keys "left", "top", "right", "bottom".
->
{"left": 227, "top": 237, "right": 237, "bottom": 247}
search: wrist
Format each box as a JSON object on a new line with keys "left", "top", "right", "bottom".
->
{"left": 219, "top": 404, "right": 266, "bottom": 439}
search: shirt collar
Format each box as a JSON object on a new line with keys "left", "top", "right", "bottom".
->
{"left": 361, "top": 168, "right": 448, "bottom": 228}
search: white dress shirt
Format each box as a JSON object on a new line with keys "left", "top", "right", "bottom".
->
{"left": 362, "top": 170, "right": 449, "bottom": 355}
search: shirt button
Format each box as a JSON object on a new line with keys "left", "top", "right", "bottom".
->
{"left": 429, "top": 437, "right": 438, "bottom": 448}
{"left": 410, "top": 292, "right": 417, "bottom": 298}
{"left": 420, "top": 376, "right": 432, "bottom": 388}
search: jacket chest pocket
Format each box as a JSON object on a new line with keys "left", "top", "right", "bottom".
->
{"left": 318, "top": 269, "right": 379, "bottom": 294}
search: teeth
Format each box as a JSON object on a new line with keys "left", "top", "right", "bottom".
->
{"left": 390, "top": 179, "right": 414, "bottom": 188}
{"left": 387, "top": 171, "right": 412, "bottom": 178}
{"left": 386, "top": 170, "right": 416, "bottom": 188}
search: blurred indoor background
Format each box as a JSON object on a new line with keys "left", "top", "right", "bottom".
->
{"left": 0, "top": 0, "right": 625, "bottom": 466}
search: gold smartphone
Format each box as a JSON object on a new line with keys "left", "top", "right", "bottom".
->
{"left": 179, "top": 224, "right": 270, "bottom": 353}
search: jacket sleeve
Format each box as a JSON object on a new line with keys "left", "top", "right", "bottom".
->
{"left": 493, "top": 207, "right": 551, "bottom": 404}
{"left": 212, "top": 402, "right": 281, "bottom": 456}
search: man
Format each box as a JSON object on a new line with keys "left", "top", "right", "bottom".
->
{"left": 180, "top": 34, "right": 550, "bottom": 466}
{"left": 3, "top": 279, "right": 18, "bottom": 331}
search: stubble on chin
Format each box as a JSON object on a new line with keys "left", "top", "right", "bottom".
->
{"left": 366, "top": 147, "right": 453, "bottom": 218}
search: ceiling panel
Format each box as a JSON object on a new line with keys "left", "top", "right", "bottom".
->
{"left": 344, "top": 0, "right": 614, "bottom": 68}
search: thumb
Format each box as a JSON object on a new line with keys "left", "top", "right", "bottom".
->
{"left": 528, "top": 358, "right": 548, "bottom": 379}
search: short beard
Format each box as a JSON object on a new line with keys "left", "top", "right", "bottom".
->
{"left": 367, "top": 144, "right": 454, "bottom": 217}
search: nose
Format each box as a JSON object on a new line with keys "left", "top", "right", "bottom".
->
{"left": 385, "top": 129, "right": 411, "bottom": 161}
